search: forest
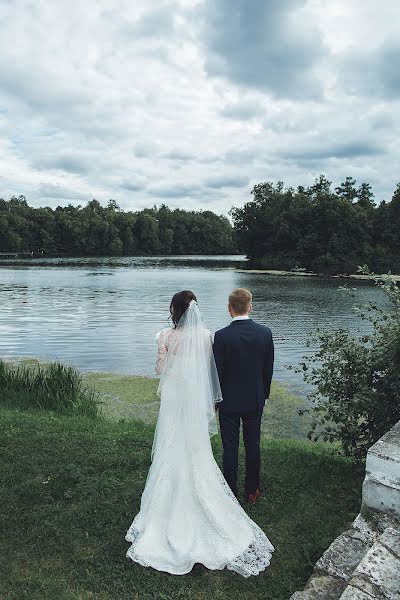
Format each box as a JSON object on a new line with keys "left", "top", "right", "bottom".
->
{"left": 231, "top": 175, "right": 400, "bottom": 273}
{"left": 0, "top": 198, "right": 236, "bottom": 256}
{"left": 1, "top": 174, "right": 400, "bottom": 273}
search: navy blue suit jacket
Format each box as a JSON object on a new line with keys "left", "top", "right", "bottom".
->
{"left": 213, "top": 319, "right": 274, "bottom": 413}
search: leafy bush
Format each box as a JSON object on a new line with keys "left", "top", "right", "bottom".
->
{"left": 0, "top": 360, "right": 100, "bottom": 418}
{"left": 298, "top": 275, "right": 400, "bottom": 460}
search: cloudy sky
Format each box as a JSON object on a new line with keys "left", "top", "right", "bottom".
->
{"left": 0, "top": 0, "right": 399, "bottom": 214}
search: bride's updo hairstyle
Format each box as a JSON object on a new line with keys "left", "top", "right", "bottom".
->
{"left": 170, "top": 290, "right": 197, "bottom": 327}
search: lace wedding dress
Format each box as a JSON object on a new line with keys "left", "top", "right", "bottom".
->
{"left": 125, "top": 301, "right": 274, "bottom": 577}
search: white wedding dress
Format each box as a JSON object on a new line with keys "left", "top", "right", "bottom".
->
{"left": 125, "top": 301, "right": 274, "bottom": 577}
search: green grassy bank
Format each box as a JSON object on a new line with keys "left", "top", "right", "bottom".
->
{"left": 0, "top": 359, "right": 365, "bottom": 599}
{"left": 82, "top": 371, "right": 314, "bottom": 440}
{"left": 2, "top": 357, "right": 314, "bottom": 439}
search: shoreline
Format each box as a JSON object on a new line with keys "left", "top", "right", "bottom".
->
{"left": 0, "top": 256, "right": 398, "bottom": 281}
{"left": 1, "top": 356, "right": 312, "bottom": 440}
{"left": 235, "top": 268, "right": 400, "bottom": 281}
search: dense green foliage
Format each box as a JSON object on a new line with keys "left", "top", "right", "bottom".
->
{"left": 231, "top": 175, "right": 400, "bottom": 273}
{"left": 0, "top": 360, "right": 100, "bottom": 418}
{"left": 0, "top": 406, "right": 364, "bottom": 600}
{"left": 0, "top": 197, "right": 236, "bottom": 256}
{"left": 298, "top": 276, "right": 400, "bottom": 459}
{"left": 2, "top": 174, "right": 399, "bottom": 271}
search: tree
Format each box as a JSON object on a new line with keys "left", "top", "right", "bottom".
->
{"left": 309, "top": 174, "right": 332, "bottom": 197}
{"left": 335, "top": 176, "right": 358, "bottom": 202}
{"left": 134, "top": 212, "right": 160, "bottom": 254}
{"left": 357, "top": 182, "right": 374, "bottom": 208}
{"left": 107, "top": 199, "right": 120, "bottom": 212}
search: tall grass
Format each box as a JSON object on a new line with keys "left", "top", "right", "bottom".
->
{"left": 0, "top": 360, "right": 100, "bottom": 418}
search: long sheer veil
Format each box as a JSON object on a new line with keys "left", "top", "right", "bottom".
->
{"left": 152, "top": 299, "right": 222, "bottom": 458}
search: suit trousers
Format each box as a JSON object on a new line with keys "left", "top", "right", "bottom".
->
{"left": 218, "top": 407, "right": 263, "bottom": 496}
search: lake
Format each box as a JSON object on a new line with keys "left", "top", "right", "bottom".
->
{"left": 0, "top": 255, "right": 386, "bottom": 394}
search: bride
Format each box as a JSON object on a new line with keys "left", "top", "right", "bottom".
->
{"left": 125, "top": 290, "right": 274, "bottom": 577}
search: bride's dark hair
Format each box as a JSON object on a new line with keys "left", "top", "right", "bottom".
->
{"left": 170, "top": 290, "right": 197, "bottom": 327}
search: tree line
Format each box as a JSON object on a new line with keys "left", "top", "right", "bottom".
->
{"left": 0, "top": 198, "right": 236, "bottom": 256}
{"left": 231, "top": 175, "right": 400, "bottom": 273}
{"left": 1, "top": 174, "right": 400, "bottom": 273}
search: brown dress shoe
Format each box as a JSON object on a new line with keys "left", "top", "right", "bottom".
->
{"left": 245, "top": 488, "right": 262, "bottom": 504}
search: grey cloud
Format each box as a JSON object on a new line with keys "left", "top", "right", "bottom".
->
{"left": 134, "top": 142, "right": 159, "bottom": 158}
{"left": 125, "top": 5, "right": 176, "bottom": 39}
{"left": 146, "top": 184, "right": 230, "bottom": 203}
{"left": 33, "top": 153, "right": 91, "bottom": 174}
{"left": 38, "top": 183, "right": 89, "bottom": 201}
{"left": 223, "top": 149, "right": 257, "bottom": 164}
{"left": 220, "top": 99, "right": 265, "bottom": 120}
{"left": 340, "top": 41, "right": 400, "bottom": 99}
{"left": 282, "top": 140, "right": 384, "bottom": 162}
{"left": 121, "top": 179, "right": 146, "bottom": 192}
{"left": 0, "top": 56, "right": 87, "bottom": 112}
{"left": 162, "top": 149, "right": 195, "bottom": 161}
{"left": 148, "top": 183, "right": 195, "bottom": 198}
{"left": 205, "top": 174, "right": 249, "bottom": 188}
{"left": 368, "top": 112, "right": 394, "bottom": 130}
{"left": 201, "top": 0, "right": 327, "bottom": 99}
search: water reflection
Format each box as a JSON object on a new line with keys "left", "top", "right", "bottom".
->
{"left": 0, "top": 256, "right": 386, "bottom": 393}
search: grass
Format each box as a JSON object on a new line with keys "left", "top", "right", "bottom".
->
{"left": 0, "top": 359, "right": 99, "bottom": 418}
{"left": 1, "top": 357, "right": 313, "bottom": 438}
{"left": 83, "top": 371, "right": 313, "bottom": 440}
{"left": 0, "top": 409, "right": 364, "bottom": 600}
{"left": 0, "top": 358, "right": 365, "bottom": 599}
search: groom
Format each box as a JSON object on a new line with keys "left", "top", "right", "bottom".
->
{"left": 213, "top": 288, "right": 274, "bottom": 503}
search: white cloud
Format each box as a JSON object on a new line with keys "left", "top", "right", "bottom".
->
{"left": 0, "top": 0, "right": 399, "bottom": 215}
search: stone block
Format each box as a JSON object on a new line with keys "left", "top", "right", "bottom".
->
{"left": 351, "top": 539, "right": 400, "bottom": 600}
{"left": 364, "top": 510, "right": 400, "bottom": 535}
{"left": 346, "top": 514, "right": 379, "bottom": 545}
{"left": 362, "top": 475, "right": 400, "bottom": 521}
{"left": 367, "top": 445, "right": 400, "bottom": 484}
{"left": 339, "top": 585, "right": 378, "bottom": 599}
{"left": 315, "top": 533, "right": 370, "bottom": 581}
{"left": 380, "top": 527, "right": 400, "bottom": 558}
{"left": 289, "top": 575, "right": 346, "bottom": 600}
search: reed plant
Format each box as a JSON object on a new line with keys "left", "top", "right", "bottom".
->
{"left": 0, "top": 359, "right": 100, "bottom": 418}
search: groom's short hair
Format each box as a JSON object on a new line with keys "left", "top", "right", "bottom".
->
{"left": 229, "top": 288, "right": 252, "bottom": 314}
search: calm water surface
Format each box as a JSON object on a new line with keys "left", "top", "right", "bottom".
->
{"left": 0, "top": 256, "right": 386, "bottom": 393}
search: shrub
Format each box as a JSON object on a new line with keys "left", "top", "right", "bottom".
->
{"left": 298, "top": 275, "right": 400, "bottom": 460}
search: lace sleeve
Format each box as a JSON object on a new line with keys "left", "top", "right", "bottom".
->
{"left": 155, "top": 329, "right": 169, "bottom": 375}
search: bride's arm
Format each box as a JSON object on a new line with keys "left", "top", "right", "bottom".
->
{"left": 155, "top": 329, "right": 168, "bottom": 374}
